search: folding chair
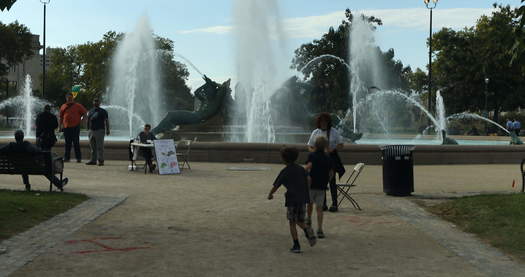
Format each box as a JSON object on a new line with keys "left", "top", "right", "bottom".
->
{"left": 336, "top": 163, "right": 365, "bottom": 210}
{"left": 176, "top": 138, "right": 195, "bottom": 171}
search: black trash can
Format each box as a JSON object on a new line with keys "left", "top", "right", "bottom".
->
{"left": 380, "top": 145, "right": 415, "bottom": 196}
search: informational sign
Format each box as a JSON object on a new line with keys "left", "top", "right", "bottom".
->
{"left": 153, "top": 139, "right": 180, "bottom": 175}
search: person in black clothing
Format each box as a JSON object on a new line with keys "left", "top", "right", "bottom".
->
{"left": 35, "top": 105, "right": 58, "bottom": 151}
{"left": 0, "top": 130, "right": 68, "bottom": 191}
{"left": 137, "top": 124, "right": 157, "bottom": 173}
{"left": 86, "top": 98, "right": 110, "bottom": 166}
{"left": 304, "top": 136, "right": 333, "bottom": 239}
{"left": 268, "top": 147, "right": 316, "bottom": 253}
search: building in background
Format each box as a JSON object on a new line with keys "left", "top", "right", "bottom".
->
{"left": 4, "top": 34, "right": 47, "bottom": 97}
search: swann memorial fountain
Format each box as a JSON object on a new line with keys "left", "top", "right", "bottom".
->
{"left": 1, "top": 3, "right": 524, "bottom": 165}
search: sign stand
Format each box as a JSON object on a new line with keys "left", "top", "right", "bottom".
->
{"left": 153, "top": 139, "right": 180, "bottom": 175}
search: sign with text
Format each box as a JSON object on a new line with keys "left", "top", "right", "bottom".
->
{"left": 153, "top": 139, "right": 180, "bottom": 175}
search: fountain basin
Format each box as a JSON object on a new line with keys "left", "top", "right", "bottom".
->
{"left": 0, "top": 138, "right": 523, "bottom": 165}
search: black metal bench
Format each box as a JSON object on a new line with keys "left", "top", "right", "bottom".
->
{"left": 0, "top": 152, "right": 64, "bottom": 192}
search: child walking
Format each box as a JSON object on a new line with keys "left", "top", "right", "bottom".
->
{"left": 268, "top": 147, "right": 317, "bottom": 253}
{"left": 305, "top": 136, "right": 333, "bottom": 239}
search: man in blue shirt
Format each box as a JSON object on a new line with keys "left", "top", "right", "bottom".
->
{"left": 506, "top": 119, "right": 514, "bottom": 133}
{"left": 513, "top": 119, "right": 521, "bottom": 136}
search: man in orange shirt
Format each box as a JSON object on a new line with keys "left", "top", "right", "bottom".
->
{"left": 60, "top": 92, "right": 87, "bottom": 162}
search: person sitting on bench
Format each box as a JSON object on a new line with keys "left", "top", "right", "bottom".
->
{"left": 0, "top": 130, "right": 68, "bottom": 191}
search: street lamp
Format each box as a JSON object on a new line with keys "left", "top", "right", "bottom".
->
{"left": 40, "top": 0, "right": 51, "bottom": 98}
{"left": 484, "top": 77, "right": 489, "bottom": 117}
{"left": 424, "top": 0, "right": 438, "bottom": 120}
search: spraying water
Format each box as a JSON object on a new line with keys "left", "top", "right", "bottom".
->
{"left": 299, "top": 54, "right": 351, "bottom": 74}
{"left": 21, "top": 75, "right": 34, "bottom": 136}
{"left": 435, "top": 90, "right": 447, "bottom": 141}
{"left": 447, "top": 112, "right": 510, "bottom": 135}
{"left": 0, "top": 74, "right": 51, "bottom": 137}
{"left": 231, "top": 0, "right": 287, "bottom": 143}
{"left": 348, "top": 14, "right": 385, "bottom": 133}
{"left": 106, "top": 16, "right": 162, "bottom": 138}
{"left": 356, "top": 89, "right": 441, "bottom": 130}
{"left": 173, "top": 53, "right": 204, "bottom": 77}
{"left": 101, "top": 105, "right": 146, "bottom": 130}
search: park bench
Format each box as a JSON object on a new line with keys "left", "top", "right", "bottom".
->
{"left": 0, "top": 152, "right": 64, "bottom": 192}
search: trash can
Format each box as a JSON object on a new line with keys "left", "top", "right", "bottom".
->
{"left": 380, "top": 145, "right": 415, "bottom": 196}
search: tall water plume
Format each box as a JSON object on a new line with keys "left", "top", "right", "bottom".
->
{"left": 0, "top": 74, "right": 51, "bottom": 137}
{"left": 20, "top": 74, "right": 34, "bottom": 136}
{"left": 435, "top": 90, "right": 446, "bottom": 132}
{"left": 348, "top": 14, "right": 385, "bottom": 133}
{"left": 107, "top": 16, "right": 162, "bottom": 138}
{"left": 231, "top": 0, "right": 287, "bottom": 142}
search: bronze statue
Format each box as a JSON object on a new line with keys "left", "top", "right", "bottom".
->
{"left": 152, "top": 75, "right": 231, "bottom": 135}
{"left": 441, "top": 130, "right": 458, "bottom": 145}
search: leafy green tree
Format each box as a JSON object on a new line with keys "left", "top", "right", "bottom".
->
{"left": 290, "top": 9, "right": 410, "bottom": 115}
{"left": 432, "top": 4, "right": 525, "bottom": 122}
{"left": 0, "top": 21, "right": 35, "bottom": 77}
{"left": 511, "top": 0, "right": 525, "bottom": 69}
{"left": 45, "top": 31, "right": 192, "bottom": 110}
{"left": 155, "top": 36, "right": 193, "bottom": 110}
{"left": 0, "top": 0, "right": 17, "bottom": 11}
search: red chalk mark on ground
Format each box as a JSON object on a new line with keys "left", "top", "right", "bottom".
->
{"left": 66, "top": 237, "right": 151, "bottom": 254}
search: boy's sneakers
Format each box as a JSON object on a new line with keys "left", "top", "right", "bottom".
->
{"left": 317, "top": 230, "right": 325, "bottom": 239}
{"left": 304, "top": 227, "right": 317, "bottom": 247}
{"left": 289, "top": 244, "right": 301, "bottom": 254}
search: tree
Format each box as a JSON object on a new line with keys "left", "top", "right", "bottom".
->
{"left": 0, "top": 21, "right": 35, "bottom": 77}
{"left": 155, "top": 36, "right": 193, "bottom": 110}
{"left": 290, "top": 9, "right": 410, "bottom": 115}
{"left": 511, "top": 0, "right": 525, "bottom": 69}
{"left": 432, "top": 4, "right": 525, "bottom": 122}
{"left": 45, "top": 31, "right": 192, "bottom": 109}
{"left": 0, "top": 0, "right": 17, "bottom": 11}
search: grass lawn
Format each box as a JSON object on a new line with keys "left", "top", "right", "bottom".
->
{"left": 0, "top": 189, "right": 88, "bottom": 241}
{"left": 425, "top": 193, "right": 525, "bottom": 261}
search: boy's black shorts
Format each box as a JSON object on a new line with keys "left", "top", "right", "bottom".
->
{"left": 287, "top": 205, "right": 306, "bottom": 223}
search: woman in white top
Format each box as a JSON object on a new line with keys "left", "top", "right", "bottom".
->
{"left": 307, "top": 112, "right": 345, "bottom": 212}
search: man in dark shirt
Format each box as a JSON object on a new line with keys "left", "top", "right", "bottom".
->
{"left": 0, "top": 130, "right": 68, "bottom": 191}
{"left": 35, "top": 105, "right": 59, "bottom": 151}
{"left": 86, "top": 98, "right": 110, "bottom": 166}
{"left": 268, "top": 147, "right": 316, "bottom": 253}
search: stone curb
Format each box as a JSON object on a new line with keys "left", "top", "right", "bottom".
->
{"left": 0, "top": 194, "right": 127, "bottom": 277}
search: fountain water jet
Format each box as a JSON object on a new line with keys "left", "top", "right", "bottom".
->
{"left": 446, "top": 112, "right": 510, "bottom": 135}
{"left": 299, "top": 54, "right": 351, "bottom": 74}
{"left": 0, "top": 75, "right": 52, "bottom": 137}
{"left": 21, "top": 75, "right": 34, "bottom": 136}
{"left": 349, "top": 14, "right": 385, "bottom": 133}
{"left": 230, "top": 0, "right": 287, "bottom": 143}
{"left": 106, "top": 16, "right": 162, "bottom": 138}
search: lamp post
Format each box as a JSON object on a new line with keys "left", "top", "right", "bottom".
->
{"left": 484, "top": 78, "right": 489, "bottom": 116}
{"left": 484, "top": 77, "right": 490, "bottom": 134}
{"left": 424, "top": 0, "right": 438, "bottom": 120}
{"left": 40, "top": 0, "right": 51, "bottom": 98}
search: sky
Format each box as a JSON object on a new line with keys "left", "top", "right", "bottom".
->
{"left": 1, "top": 0, "right": 522, "bottom": 90}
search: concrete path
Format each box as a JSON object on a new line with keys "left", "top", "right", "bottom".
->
{"left": 0, "top": 161, "right": 523, "bottom": 276}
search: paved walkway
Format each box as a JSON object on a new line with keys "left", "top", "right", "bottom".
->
{"left": 0, "top": 162, "right": 524, "bottom": 276}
